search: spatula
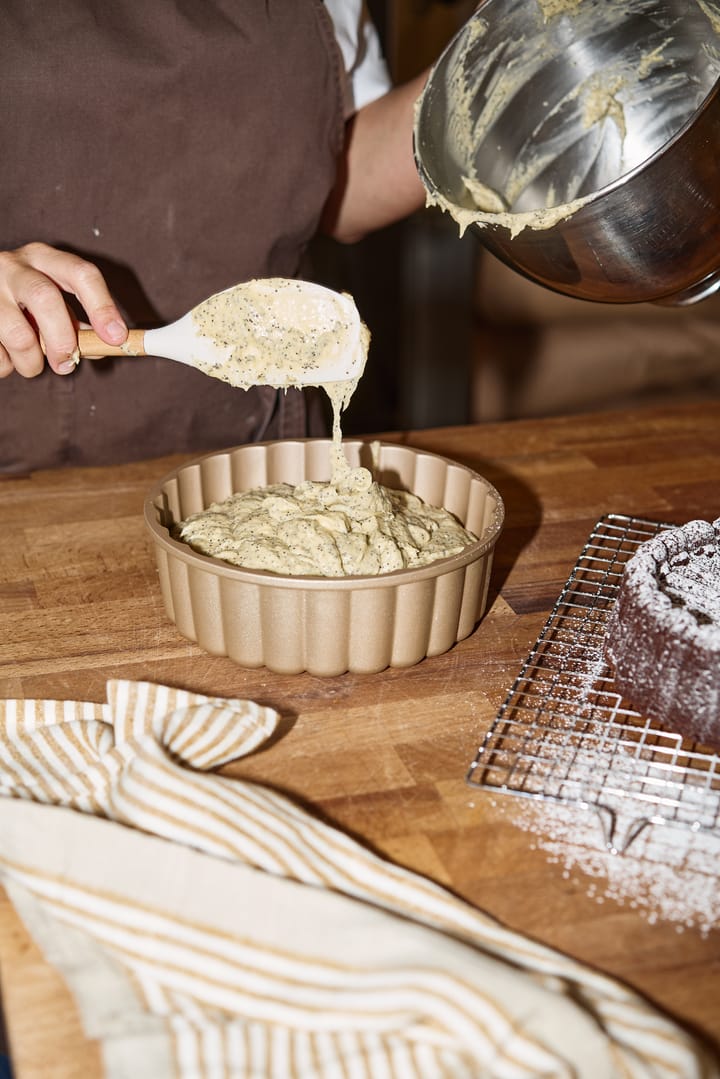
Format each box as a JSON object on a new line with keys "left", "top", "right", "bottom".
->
{"left": 76, "top": 278, "right": 369, "bottom": 388}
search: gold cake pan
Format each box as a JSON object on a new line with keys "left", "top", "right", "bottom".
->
{"left": 144, "top": 439, "right": 504, "bottom": 677}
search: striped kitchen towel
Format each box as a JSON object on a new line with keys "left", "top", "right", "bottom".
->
{"left": 0, "top": 680, "right": 716, "bottom": 1079}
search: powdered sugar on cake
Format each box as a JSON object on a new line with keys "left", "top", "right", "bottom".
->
{"left": 622, "top": 519, "right": 720, "bottom": 643}
{"left": 657, "top": 520, "right": 720, "bottom": 626}
{"left": 603, "top": 517, "right": 720, "bottom": 746}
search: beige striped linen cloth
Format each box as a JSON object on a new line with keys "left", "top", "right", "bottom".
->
{"left": 0, "top": 680, "right": 716, "bottom": 1079}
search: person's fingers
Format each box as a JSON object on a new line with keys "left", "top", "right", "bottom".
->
{"left": 0, "top": 300, "right": 48, "bottom": 378}
{"left": 19, "top": 243, "right": 127, "bottom": 346}
{"left": 8, "top": 267, "right": 79, "bottom": 374}
{"left": 0, "top": 346, "right": 14, "bottom": 379}
{"left": 0, "top": 246, "right": 79, "bottom": 375}
{"left": 0, "top": 244, "right": 128, "bottom": 376}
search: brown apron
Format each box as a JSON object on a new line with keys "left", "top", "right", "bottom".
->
{"left": 0, "top": 0, "right": 345, "bottom": 473}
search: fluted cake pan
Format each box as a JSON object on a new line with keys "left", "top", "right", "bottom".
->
{"left": 144, "top": 439, "right": 504, "bottom": 677}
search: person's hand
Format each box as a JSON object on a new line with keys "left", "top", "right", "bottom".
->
{"left": 0, "top": 242, "right": 127, "bottom": 378}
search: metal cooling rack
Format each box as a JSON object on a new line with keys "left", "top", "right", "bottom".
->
{"left": 467, "top": 513, "right": 720, "bottom": 854}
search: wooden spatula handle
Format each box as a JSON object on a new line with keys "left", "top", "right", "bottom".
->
{"left": 77, "top": 328, "right": 147, "bottom": 357}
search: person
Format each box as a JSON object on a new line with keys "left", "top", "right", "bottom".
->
{"left": 0, "top": 1, "right": 428, "bottom": 473}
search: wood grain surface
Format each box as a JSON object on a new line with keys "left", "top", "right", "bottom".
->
{"left": 1, "top": 401, "right": 719, "bottom": 1075}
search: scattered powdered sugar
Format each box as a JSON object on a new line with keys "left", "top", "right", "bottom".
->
{"left": 472, "top": 515, "right": 720, "bottom": 936}
{"left": 481, "top": 697, "right": 720, "bottom": 935}
{"left": 477, "top": 705, "right": 720, "bottom": 934}
{"left": 495, "top": 793, "right": 720, "bottom": 935}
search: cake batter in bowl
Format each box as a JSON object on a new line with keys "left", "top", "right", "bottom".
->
{"left": 415, "top": 0, "right": 720, "bottom": 304}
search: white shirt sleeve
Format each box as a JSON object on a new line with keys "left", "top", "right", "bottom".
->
{"left": 323, "top": 0, "right": 392, "bottom": 116}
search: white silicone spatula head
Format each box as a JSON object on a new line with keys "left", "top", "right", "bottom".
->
{"left": 77, "top": 278, "right": 370, "bottom": 388}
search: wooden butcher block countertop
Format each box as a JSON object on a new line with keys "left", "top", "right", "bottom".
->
{"left": 1, "top": 400, "right": 719, "bottom": 1075}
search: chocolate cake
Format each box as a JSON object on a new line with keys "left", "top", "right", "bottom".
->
{"left": 603, "top": 517, "right": 720, "bottom": 747}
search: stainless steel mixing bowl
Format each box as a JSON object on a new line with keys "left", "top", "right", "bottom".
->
{"left": 415, "top": 0, "right": 720, "bottom": 304}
